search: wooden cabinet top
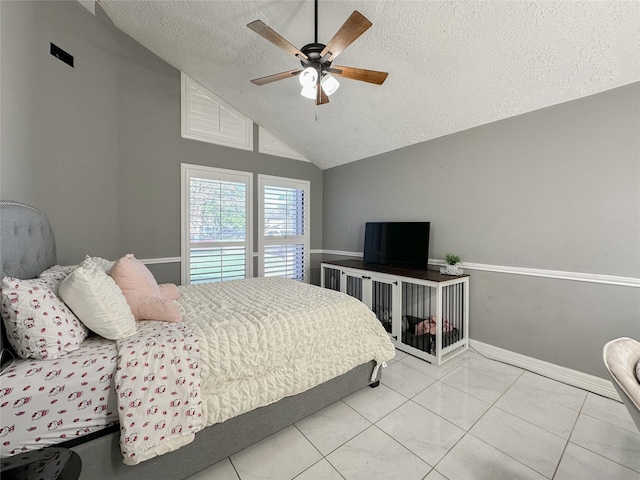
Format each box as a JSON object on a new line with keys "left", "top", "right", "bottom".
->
{"left": 322, "top": 259, "right": 469, "bottom": 282}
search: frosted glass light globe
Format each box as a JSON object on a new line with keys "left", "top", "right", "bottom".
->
{"left": 299, "top": 67, "right": 318, "bottom": 88}
{"left": 300, "top": 85, "right": 317, "bottom": 99}
{"left": 321, "top": 74, "right": 340, "bottom": 96}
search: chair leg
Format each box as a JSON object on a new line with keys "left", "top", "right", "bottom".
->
{"left": 369, "top": 381, "right": 380, "bottom": 388}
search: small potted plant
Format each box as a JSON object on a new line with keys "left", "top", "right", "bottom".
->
{"left": 440, "top": 253, "right": 463, "bottom": 275}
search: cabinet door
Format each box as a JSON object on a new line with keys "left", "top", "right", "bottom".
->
{"left": 323, "top": 265, "right": 400, "bottom": 339}
{"left": 363, "top": 274, "right": 399, "bottom": 336}
{"left": 400, "top": 281, "right": 437, "bottom": 355}
{"left": 321, "top": 265, "right": 342, "bottom": 292}
{"left": 322, "top": 265, "right": 365, "bottom": 300}
{"left": 342, "top": 270, "right": 364, "bottom": 301}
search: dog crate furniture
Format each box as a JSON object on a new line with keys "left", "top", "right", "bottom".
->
{"left": 321, "top": 260, "right": 469, "bottom": 365}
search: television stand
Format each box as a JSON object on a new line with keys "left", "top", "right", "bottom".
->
{"left": 321, "top": 260, "right": 469, "bottom": 365}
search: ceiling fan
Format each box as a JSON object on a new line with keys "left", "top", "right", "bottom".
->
{"left": 248, "top": 0, "right": 388, "bottom": 105}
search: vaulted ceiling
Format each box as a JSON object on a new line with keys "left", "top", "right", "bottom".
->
{"left": 100, "top": 1, "right": 640, "bottom": 170}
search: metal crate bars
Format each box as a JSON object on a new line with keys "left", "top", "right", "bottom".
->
{"left": 323, "top": 267, "right": 341, "bottom": 292}
{"left": 401, "top": 282, "right": 465, "bottom": 358}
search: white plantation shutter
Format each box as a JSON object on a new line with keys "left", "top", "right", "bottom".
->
{"left": 181, "top": 164, "right": 253, "bottom": 284}
{"left": 263, "top": 244, "right": 306, "bottom": 279}
{"left": 181, "top": 73, "right": 253, "bottom": 151}
{"left": 258, "top": 175, "right": 310, "bottom": 282}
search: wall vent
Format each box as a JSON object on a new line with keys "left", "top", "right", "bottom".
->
{"left": 50, "top": 43, "right": 74, "bottom": 67}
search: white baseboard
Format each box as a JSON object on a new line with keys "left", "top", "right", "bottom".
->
{"left": 469, "top": 340, "right": 620, "bottom": 402}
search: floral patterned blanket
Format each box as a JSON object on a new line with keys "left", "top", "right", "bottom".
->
{"left": 114, "top": 321, "right": 202, "bottom": 465}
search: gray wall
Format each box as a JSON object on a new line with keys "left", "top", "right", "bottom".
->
{"left": 323, "top": 83, "right": 640, "bottom": 378}
{"left": 0, "top": 1, "right": 323, "bottom": 284}
{"left": 2, "top": 1, "right": 638, "bottom": 378}
{"left": 1, "top": 0, "right": 120, "bottom": 264}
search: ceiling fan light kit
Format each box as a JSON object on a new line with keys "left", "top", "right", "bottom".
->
{"left": 300, "top": 85, "right": 317, "bottom": 99}
{"left": 321, "top": 74, "right": 340, "bottom": 96}
{"left": 300, "top": 73, "right": 339, "bottom": 100}
{"left": 248, "top": 0, "right": 388, "bottom": 105}
{"left": 299, "top": 67, "right": 318, "bottom": 88}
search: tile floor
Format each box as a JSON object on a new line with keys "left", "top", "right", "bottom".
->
{"left": 186, "top": 350, "right": 640, "bottom": 480}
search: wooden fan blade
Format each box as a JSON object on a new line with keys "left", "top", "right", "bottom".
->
{"left": 247, "top": 20, "right": 308, "bottom": 60}
{"left": 250, "top": 69, "right": 302, "bottom": 86}
{"left": 320, "top": 11, "right": 372, "bottom": 62}
{"left": 332, "top": 66, "right": 388, "bottom": 85}
{"left": 316, "top": 83, "right": 329, "bottom": 105}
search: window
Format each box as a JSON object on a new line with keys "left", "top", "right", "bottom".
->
{"left": 181, "top": 73, "right": 253, "bottom": 151}
{"left": 181, "top": 164, "right": 252, "bottom": 284}
{"left": 258, "top": 175, "right": 310, "bottom": 282}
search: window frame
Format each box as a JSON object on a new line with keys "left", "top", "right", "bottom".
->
{"left": 181, "top": 163, "right": 253, "bottom": 285}
{"left": 181, "top": 73, "right": 253, "bottom": 151}
{"left": 258, "top": 174, "right": 310, "bottom": 282}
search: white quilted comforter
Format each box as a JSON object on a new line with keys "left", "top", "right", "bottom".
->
{"left": 177, "top": 277, "right": 395, "bottom": 427}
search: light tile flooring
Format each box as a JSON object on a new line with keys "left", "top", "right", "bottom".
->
{"left": 187, "top": 350, "right": 640, "bottom": 480}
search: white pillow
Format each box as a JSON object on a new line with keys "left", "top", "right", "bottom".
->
{"left": 1, "top": 276, "right": 88, "bottom": 359}
{"left": 58, "top": 256, "right": 137, "bottom": 340}
{"left": 88, "top": 256, "right": 115, "bottom": 273}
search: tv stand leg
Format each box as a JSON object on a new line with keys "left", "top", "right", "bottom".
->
{"left": 369, "top": 381, "right": 380, "bottom": 388}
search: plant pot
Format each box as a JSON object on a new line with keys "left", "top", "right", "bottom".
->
{"left": 440, "top": 264, "right": 463, "bottom": 276}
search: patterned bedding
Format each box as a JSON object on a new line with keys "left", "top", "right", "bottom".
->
{"left": 114, "top": 321, "right": 202, "bottom": 465}
{"left": 1, "top": 277, "right": 395, "bottom": 463}
{"left": 0, "top": 336, "right": 118, "bottom": 457}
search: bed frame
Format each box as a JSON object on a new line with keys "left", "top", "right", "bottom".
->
{"left": 0, "top": 201, "right": 380, "bottom": 480}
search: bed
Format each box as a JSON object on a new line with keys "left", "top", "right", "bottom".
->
{"left": 0, "top": 200, "right": 395, "bottom": 480}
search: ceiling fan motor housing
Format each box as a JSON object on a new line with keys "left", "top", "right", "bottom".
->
{"left": 300, "top": 43, "right": 331, "bottom": 68}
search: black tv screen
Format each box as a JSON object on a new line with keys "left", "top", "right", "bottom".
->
{"left": 363, "top": 222, "right": 430, "bottom": 269}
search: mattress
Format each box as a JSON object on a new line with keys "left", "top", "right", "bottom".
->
{"left": 179, "top": 277, "right": 395, "bottom": 427}
{"left": 0, "top": 336, "right": 118, "bottom": 457}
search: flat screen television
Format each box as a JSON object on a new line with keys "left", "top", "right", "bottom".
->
{"left": 363, "top": 222, "right": 431, "bottom": 270}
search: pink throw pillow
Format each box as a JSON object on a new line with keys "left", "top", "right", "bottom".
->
{"left": 159, "top": 283, "right": 180, "bottom": 301}
{"left": 135, "top": 296, "right": 181, "bottom": 323}
{"left": 110, "top": 254, "right": 181, "bottom": 323}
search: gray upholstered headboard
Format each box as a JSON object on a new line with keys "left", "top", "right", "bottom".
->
{"left": 1, "top": 200, "right": 57, "bottom": 360}
{"left": 1, "top": 200, "right": 57, "bottom": 280}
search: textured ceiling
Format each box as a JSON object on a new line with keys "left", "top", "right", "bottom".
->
{"left": 99, "top": 1, "right": 640, "bottom": 170}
